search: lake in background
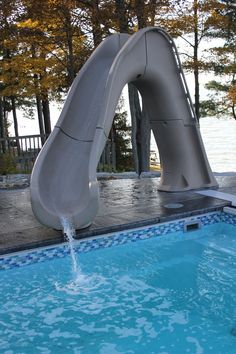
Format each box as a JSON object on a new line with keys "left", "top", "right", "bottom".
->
{"left": 11, "top": 111, "right": 236, "bottom": 174}
{"left": 200, "top": 117, "right": 236, "bottom": 173}
{"left": 151, "top": 117, "right": 236, "bottom": 173}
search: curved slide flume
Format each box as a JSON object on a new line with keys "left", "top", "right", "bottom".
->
{"left": 30, "top": 27, "right": 217, "bottom": 230}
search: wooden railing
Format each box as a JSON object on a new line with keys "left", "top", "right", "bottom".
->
{"left": 0, "top": 134, "right": 116, "bottom": 173}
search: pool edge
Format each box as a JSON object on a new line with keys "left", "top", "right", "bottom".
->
{"left": 1, "top": 209, "right": 236, "bottom": 271}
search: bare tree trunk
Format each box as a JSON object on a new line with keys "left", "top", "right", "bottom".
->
{"left": 11, "top": 96, "right": 21, "bottom": 155}
{"left": 11, "top": 96, "right": 19, "bottom": 138}
{"left": 140, "top": 102, "right": 151, "bottom": 172}
{"left": 231, "top": 71, "right": 235, "bottom": 119}
{"left": 3, "top": 98, "right": 9, "bottom": 138}
{"left": 64, "top": 8, "right": 76, "bottom": 86}
{"left": 91, "top": 0, "right": 103, "bottom": 47}
{"left": 128, "top": 86, "right": 151, "bottom": 173}
{"left": 135, "top": 0, "right": 147, "bottom": 28}
{"left": 42, "top": 97, "right": 51, "bottom": 136}
{"left": 33, "top": 73, "right": 45, "bottom": 143}
{"left": 35, "top": 95, "right": 45, "bottom": 144}
{"left": 128, "top": 84, "right": 140, "bottom": 173}
{"left": 32, "top": 47, "right": 46, "bottom": 143}
{"left": 0, "top": 97, "right": 6, "bottom": 153}
{"left": 115, "top": 0, "right": 129, "bottom": 33}
{"left": 66, "top": 27, "right": 75, "bottom": 86}
{"left": 149, "top": 0, "right": 157, "bottom": 26}
{"left": 193, "top": 0, "right": 200, "bottom": 121}
{"left": 232, "top": 104, "right": 236, "bottom": 120}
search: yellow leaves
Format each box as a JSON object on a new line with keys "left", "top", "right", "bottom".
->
{"left": 206, "top": 9, "right": 229, "bottom": 30}
{"left": 17, "top": 19, "right": 39, "bottom": 29}
{"left": 0, "top": 45, "right": 61, "bottom": 99}
{"left": 162, "top": 15, "right": 194, "bottom": 37}
{"left": 2, "top": 38, "right": 17, "bottom": 51}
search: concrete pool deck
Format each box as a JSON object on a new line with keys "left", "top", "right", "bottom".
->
{"left": 0, "top": 174, "right": 236, "bottom": 255}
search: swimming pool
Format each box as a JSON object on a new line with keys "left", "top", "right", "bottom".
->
{"left": 0, "top": 211, "right": 236, "bottom": 353}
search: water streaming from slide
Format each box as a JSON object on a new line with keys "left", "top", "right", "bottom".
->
{"left": 60, "top": 216, "right": 78, "bottom": 273}
{"left": 58, "top": 217, "right": 105, "bottom": 294}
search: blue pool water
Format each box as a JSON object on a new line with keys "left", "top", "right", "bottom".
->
{"left": 0, "top": 222, "right": 236, "bottom": 353}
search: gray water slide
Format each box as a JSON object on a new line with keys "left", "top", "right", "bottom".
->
{"left": 30, "top": 27, "right": 217, "bottom": 230}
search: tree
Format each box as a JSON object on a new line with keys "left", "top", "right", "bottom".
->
{"left": 0, "top": 95, "right": 8, "bottom": 152}
{"left": 0, "top": 0, "right": 22, "bottom": 142}
{"left": 160, "top": 0, "right": 223, "bottom": 120}
{"left": 0, "top": 0, "right": 91, "bottom": 138}
{"left": 202, "top": 0, "right": 236, "bottom": 118}
{"left": 111, "top": 109, "right": 133, "bottom": 171}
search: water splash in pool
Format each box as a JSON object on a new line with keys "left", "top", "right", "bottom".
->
{"left": 59, "top": 217, "right": 106, "bottom": 294}
{"left": 60, "top": 216, "right": 78, "bottom": 273}
{"left": 55, "top": 273, "right": 107, "bottom": 295}
{"left": 58, "top": 216, "right": 106, "bottom": 295}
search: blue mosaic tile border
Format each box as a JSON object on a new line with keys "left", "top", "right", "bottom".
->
{"left": 0, "top": 210, "right": 235, "bottom": 271}
{"left": 221, "top": 211, "right": 236, "bottom": 225}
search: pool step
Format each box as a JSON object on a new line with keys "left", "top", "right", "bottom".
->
{"left": 196, "top": 190, "right": 236, "bottom": 206}
{"left": 223, "top": 206, "right": 236, "bottom": 216}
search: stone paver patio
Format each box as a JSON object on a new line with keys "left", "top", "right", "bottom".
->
{"left": 0, "top": 175, "right": 236, "bottom": 255}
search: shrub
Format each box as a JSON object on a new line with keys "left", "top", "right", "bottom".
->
{"left": 0, "top": 153, "right": 17, "bottom": 175}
